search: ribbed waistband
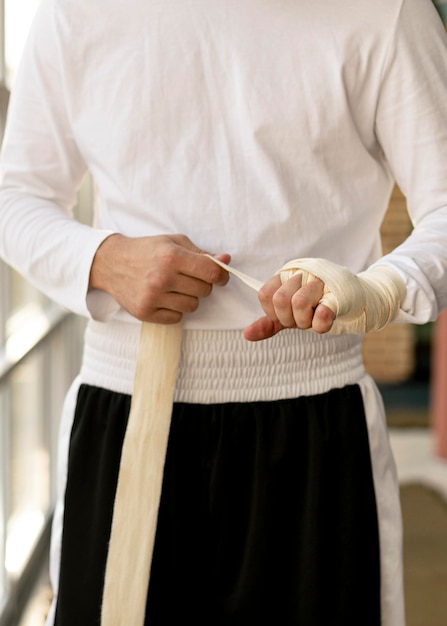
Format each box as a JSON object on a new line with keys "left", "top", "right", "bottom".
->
{"left": 79, "top": 319, "right": 366, "bottom": 403}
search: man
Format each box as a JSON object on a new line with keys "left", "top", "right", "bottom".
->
{"left": 1, "top": 0, "right": 447, "bottom": 624}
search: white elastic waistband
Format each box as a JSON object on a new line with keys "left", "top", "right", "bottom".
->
{"left": 79, "top": 319, "right": 366, "bottom": 403}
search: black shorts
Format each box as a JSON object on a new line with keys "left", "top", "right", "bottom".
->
{"left": 54, "top": 383, "right": 381, "bottom": 626}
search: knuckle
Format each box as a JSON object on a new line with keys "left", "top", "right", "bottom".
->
{"left": 158, "top": 247, "right": 178, "bottom": 268}
{"left": 153, "top": 310, "right": 183, "bottom": 325}
{"left": 147, "top": 271, "right": 170, "bottom": 294}
{"left": 313, "top": 306, "right": 335, "bottom": 333}
{"left": 174, "top": 233, "right": 191, "bottom": 246}
{"left": 207, "top": 266, "right": 221, "bottom": 283}
{"left": 201, "top": 283, "right": 213, "bottom": 298}
{"left": 272, "top": 289, "right": 289, "bottom": 310}
{"left": 132, "top": 300, "right": 154, "bottom": 321}
{"left": 258, "top": 285, "right": 271, "bottom": 305}
{"left": 318, "top": 306, "right": 334, "bottom": 323}
{"left": 293, "top": 312, "right": 312, "bottom": 329}
{"left": 290, "top": 290, "right": 309, "bottom": 310}
{"left": 185, "top": 298, "right": 200, "bottom": 313}
{"left": 206, "top": 262, "right": 227, "bottom": 285}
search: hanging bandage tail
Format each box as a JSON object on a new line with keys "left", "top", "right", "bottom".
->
{"left": 101, "top": 322, "right": 183, "bottom": 626}
{"left": 100, "top": 255, "right": 406, "bottom": 626}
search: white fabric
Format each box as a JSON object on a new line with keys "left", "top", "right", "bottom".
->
{"left": 278, "top": 258, "right": 406, "bottom": 334}
{"left": 358, "top": 377, "right": 405, "bottom": 626}
{"left": 45, "top": 376, "right": 82, "bottom": 626}
{"left": 79, "top": 320, "right": 366, "bottom": 403}
{"left": 0, "top": 0, "right": 447, "bottom": 329}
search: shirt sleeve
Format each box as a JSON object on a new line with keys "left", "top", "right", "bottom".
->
{"left": 374, "top": 0, "right": 447, "bottom": 324}
{"left": 0, "top": 0, "right": 120, "bottom": 320}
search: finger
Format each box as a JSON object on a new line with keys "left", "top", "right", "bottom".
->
{"left": 179, "top": 249, "right": 231, "bottom": 286}
{"left": 258, "top": 275, "right": 283, "bottom": 320}
{"left": 147, "top": 308, "right": 184, "bottom": 325}
{"left": 157, "top": 236, "right": 231, "bottom": 286}
{"left": 169, "top": 274, "right": 214, "bottom": 299}
{"left": 270, "top": 273, "right": 304, "bottom": 327}
{"left": 243, "top": 317, "right": 285, "bottom": 342}
{"left": 290, "top": 278, "right": 325, "bottom": 329}
{"left": 201, "top": 253, "right": 232, "bottom": 286}
{"left": 154, "top": 292, "right": 201, "bottom": 316}
{"left": 311, "top": 303, "right": 336, "bottom": 334}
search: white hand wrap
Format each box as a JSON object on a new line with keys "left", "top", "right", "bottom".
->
{"left": 277, "top": 258, "right": 406, "bottom": 334}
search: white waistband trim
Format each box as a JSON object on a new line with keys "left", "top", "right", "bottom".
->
{"left": 79, "top": 320, "right": 366, "bottom": 403}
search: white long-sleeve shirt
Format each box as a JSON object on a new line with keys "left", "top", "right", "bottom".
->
{"left": 1, "top": 0, "right": 447, "bottom": 331}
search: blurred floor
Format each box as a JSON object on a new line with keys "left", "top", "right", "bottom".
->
{"left": 15, "top": 427, "right": 447, "bottom": 626}
{"left": 401, "top": 484, "right": 447, "bottom": 626}
{"left": 390, "top": 428, "right": 447, "bottom": 626}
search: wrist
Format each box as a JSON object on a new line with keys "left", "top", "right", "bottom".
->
{"left": 89, "top": 233, "right": 126, "bottom": 293}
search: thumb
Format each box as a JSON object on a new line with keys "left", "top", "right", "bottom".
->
{"left": 209, "top": 252, "right": 232, "bottom": 265}
{"left": 170, "top": 234, "right": 231, "bottom": 263}
{"left": 243, "top": 317, "right": 285, "bottom": 342}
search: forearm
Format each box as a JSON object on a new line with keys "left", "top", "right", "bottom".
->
{"left": 0, "top": 187, "right": 113, "bottom": 318}
{"left": 373, "top": 204, "right": 447, "bottom": 324}
{"left": 89, "top": 233, "right": 128, "bottom": 293}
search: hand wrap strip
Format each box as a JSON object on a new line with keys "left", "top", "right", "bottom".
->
{"left": 277, "top": 258, "right": 406, "bottom": 334}
{"left": 101, "top": 322, "right": 183, "bottom": 626}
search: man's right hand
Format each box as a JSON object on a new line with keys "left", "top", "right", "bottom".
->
{"left": 89, "top": 233, "right": 231, "bottom": 324}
